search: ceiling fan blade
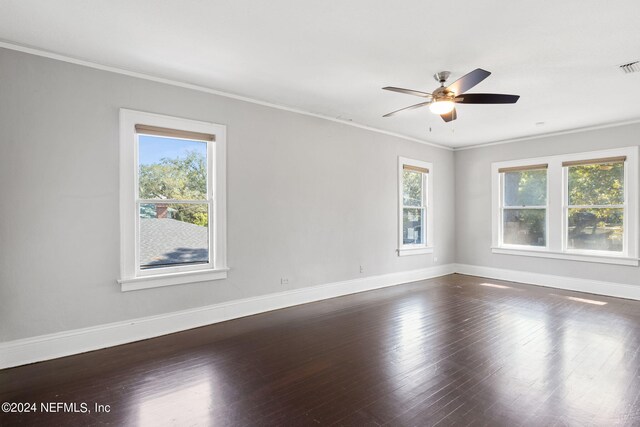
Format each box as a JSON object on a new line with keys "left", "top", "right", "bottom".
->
{"left": 454, "top": 93, "right": 520, "bottom": 104}
{"left": 382, "top": 86, "right": 432, "bottom": 98}
{"left": 441, "top": 108, "right": 457, "bottom": 122}
{"left": 383, "top": 101, "right": 431, "bottom": 117}
{"left": 447, "top": 68, "right": 491, "bottom": 95}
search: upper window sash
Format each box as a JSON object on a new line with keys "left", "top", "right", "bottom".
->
{"left": 564, "top": 158, "right": 625, "bottom": 208}
{"left": 135, "top": 133, "right": 212, "bottom": 204}
{"left": 401, "top": 172, "right": 428, "bottom": 209}
{"left": 499, "top": 164, "right": 548, "bottom": 208}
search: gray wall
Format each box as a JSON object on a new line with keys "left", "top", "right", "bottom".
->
{"left": 455, "top": 123, "right": 640, "bottom": 285}
{"left": 0, "top": 48, "right": 455, "bottom": 342}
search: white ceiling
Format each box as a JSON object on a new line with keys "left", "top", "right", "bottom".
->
{"left": 1, "top": 0, "right": 640, "bottom": 148}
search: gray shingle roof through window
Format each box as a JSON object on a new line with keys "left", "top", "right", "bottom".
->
{"left": 140, "top": 218, "right": 208, "bottom": 267}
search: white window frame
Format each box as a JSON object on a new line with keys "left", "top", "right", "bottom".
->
{"left": 492, "top": 147, "right": 639, "bottom": 266}
{"left": 398, "top": 157, "right": 434, "bottom": 256}
{"left": 118, "top": 109, "right": 228, "bottom": 291}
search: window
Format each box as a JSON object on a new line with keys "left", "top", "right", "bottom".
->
{"left": 499, "top": 164, "right": 547, "bottom": 247}
{"left": 119, "top": 110, "right": 227, "bottom": 291}
{"left": 398, "top": 157, "right": 433, "bottom": 256}
{"left": 565, "top": 157, "right": 625, "bottom": 253}
{"left": 492, "top": 147, "right": 638, "bottom": 266}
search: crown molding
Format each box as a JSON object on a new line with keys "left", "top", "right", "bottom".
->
{"left": 4, "top": 39, "right": 640, "bottom": 153}
{"left": 453, "top": 118, "right": 640, "bottom": 151}
{"left": 0, "top": 40, "right": 452, "bottom": 151}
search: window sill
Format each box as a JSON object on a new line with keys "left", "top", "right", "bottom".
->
{"left": 398, "top": 247, "right": 434, "bottom": 257}
{"left": 491, "top": 247, "right": 639, "bottom": 266}
{"left": 118, "top": 268, "right": 229, "bottom": 292}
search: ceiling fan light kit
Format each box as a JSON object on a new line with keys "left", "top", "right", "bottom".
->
{"left": 429, "top": 100, "right": 455, "bottom": 114}
{"left": 383, "top": 68, "right": 520, "bottom": 123}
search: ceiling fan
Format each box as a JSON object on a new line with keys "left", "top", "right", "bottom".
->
{"left": 382, "top": 68, "right": 519, "bottom": 122}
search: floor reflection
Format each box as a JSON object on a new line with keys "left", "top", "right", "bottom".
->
{"left": 384, "top": 296, "right": 445, "bottom": 402}
{"left": 478, "top": 282, "right": 512, "bottom": 289}
{"left": 472, "top": 288, "right": 638, "bottom": 424}
{"left": 555, "top": 316, "right": 631, "bottom": 423}
{"left": 135, "top": 365, "right": 218, "bottom": 426}
{"left": 565, "top": 295, "right": 607, "bottom": 305}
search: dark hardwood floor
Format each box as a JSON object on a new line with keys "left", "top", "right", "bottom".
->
{"left": 2, "top": 273, "right": 640, "bottom": 426}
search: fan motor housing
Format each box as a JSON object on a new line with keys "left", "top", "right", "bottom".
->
{"left": 431, "top": 86, "right": 455, "bottom": 101}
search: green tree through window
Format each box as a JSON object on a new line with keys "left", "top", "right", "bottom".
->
{"left": 567, "top": 162, "right": 624, "bottom": 251}
{"left": 139, "top": 150, "right": 208, "bottom": 227}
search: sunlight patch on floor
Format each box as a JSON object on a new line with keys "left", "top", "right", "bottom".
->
{"left": 565, "top": 296, "right": 607, "bottom": 305}
{"left": 479, "top": 282, "right": 512, "bottom": 289}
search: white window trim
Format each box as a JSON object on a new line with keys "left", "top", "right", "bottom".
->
{"left": 398, "top": 156, "right": 434, "bottom": 256}
{"left": 491, "top": 147, "right": 639, "bottom": 266}
{"left": 118, "top": 109, "right": 228, "bottom": 291}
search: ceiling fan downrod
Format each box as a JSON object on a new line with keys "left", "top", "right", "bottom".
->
{"left": 433, "top": 71, "right": 450, "bottom": 86}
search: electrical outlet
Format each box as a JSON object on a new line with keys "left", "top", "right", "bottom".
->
{"left": 359, "top": 265, "right": 364, "bottom": 274}
{"left": 280, "top": 278, "right": 289, "bottom": 285}
{"left": 434, "top": 257, "right": 438, "bottom": 263}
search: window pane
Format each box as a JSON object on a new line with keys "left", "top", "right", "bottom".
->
{"left": 138, "top": 135, "right": 207, "bottom": 200}
{"left": 567, "top": 208, "right": 623, "bottom": 252}
{"left": 504, "top": 170, "right": 547, "bottom": 206}
{"left": 403, "top": 208, "right": 424, "bottom": 245}
{"left": 140, "top": 203, "right": 209, "bottom": 268}
{"left": 403, "top": 170, "right": 423, "bottom": 207}
{"left": 568, "top": 162, "right": 624, "bottom": 206}
{"left": 503, "top": 209, "right": 546, "bottom": 246}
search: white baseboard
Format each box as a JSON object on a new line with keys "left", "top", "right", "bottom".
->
{"left": 455, "top": 263, "right": 640, "bottom": 301}
{"left": 0, "top": 264, "right": 455, "bottom": 369}
{"left": 5, "top": 262, "right": 636, "bottom": 370}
